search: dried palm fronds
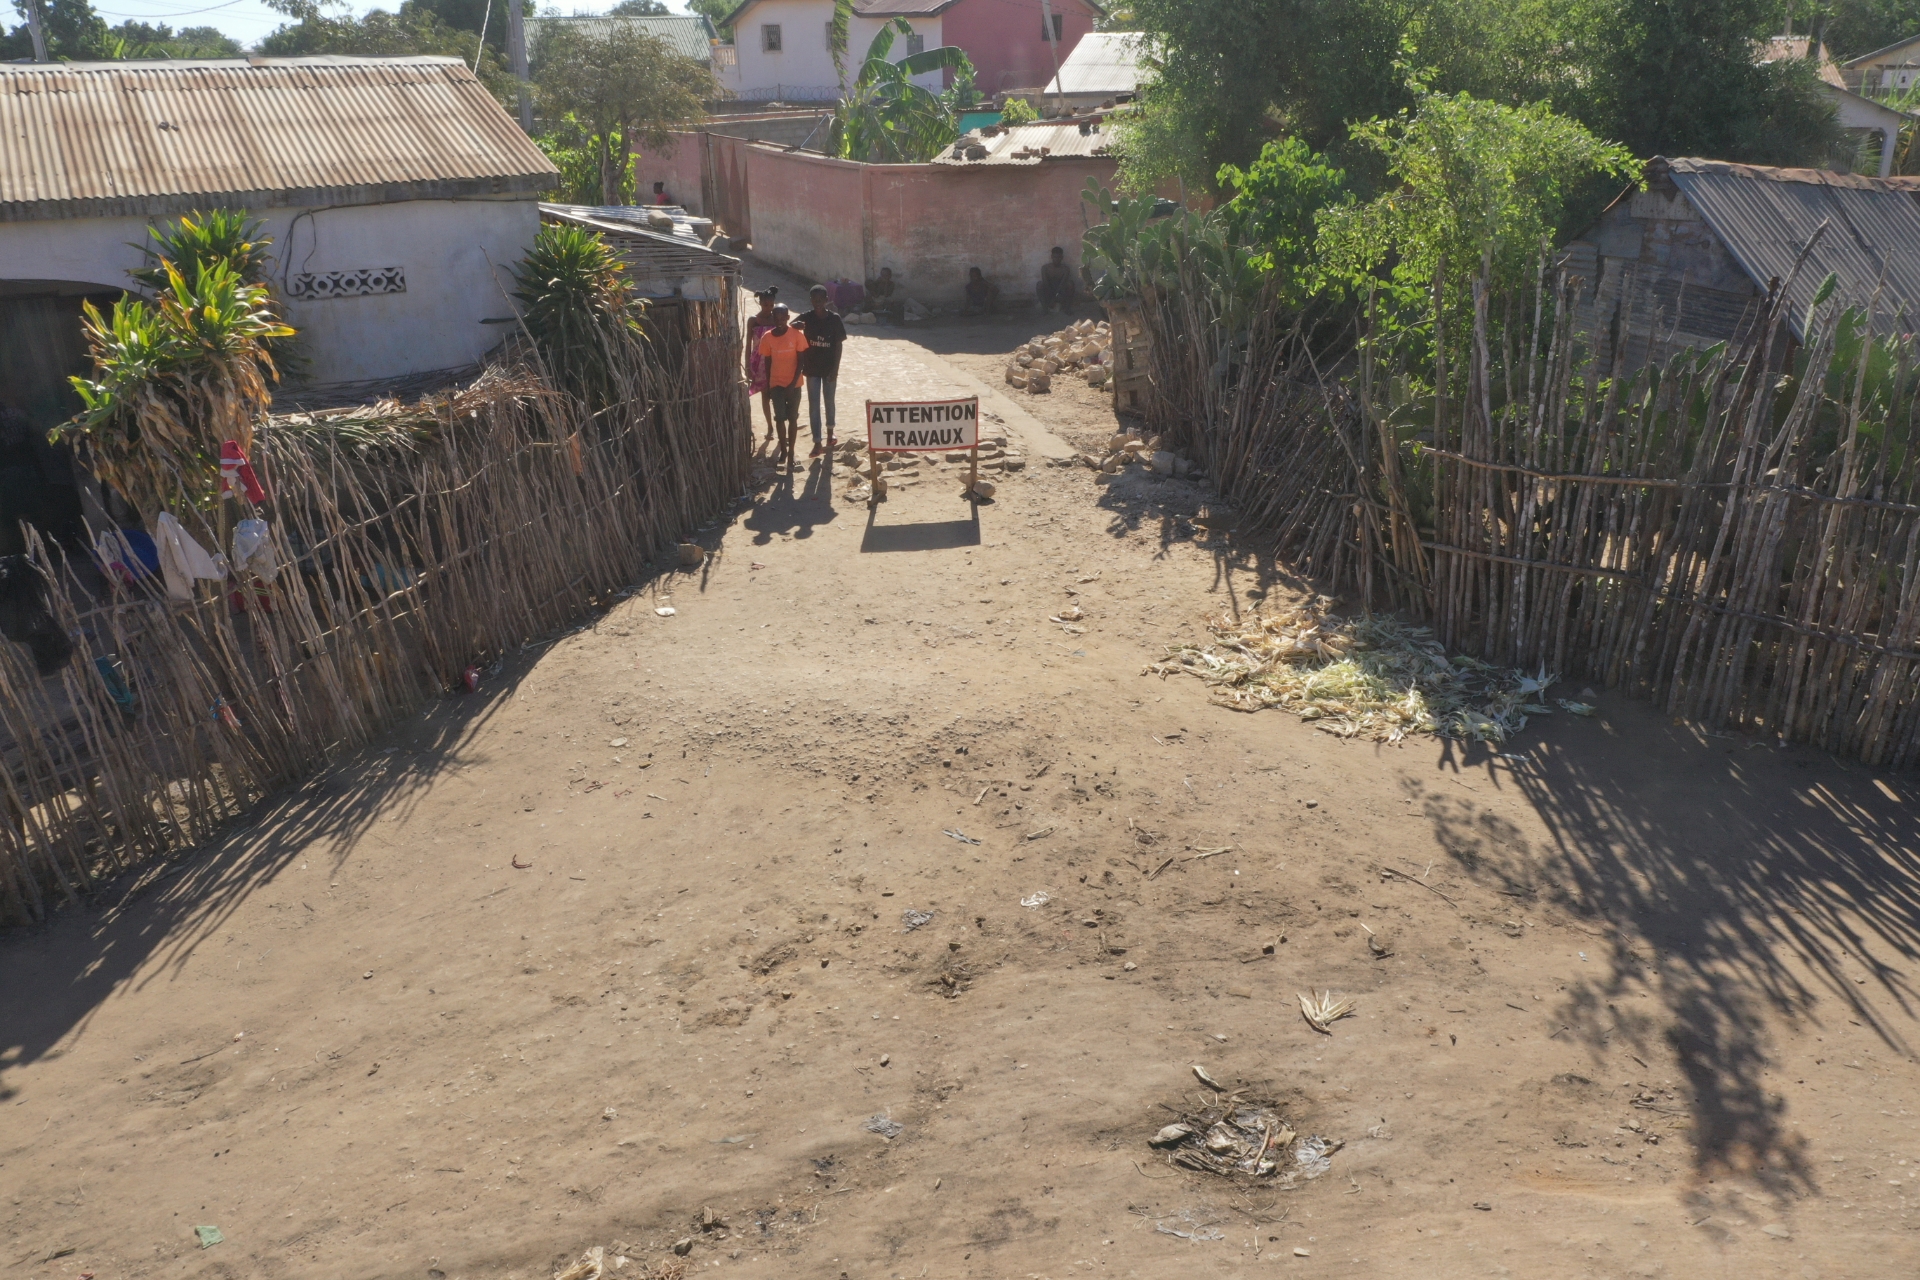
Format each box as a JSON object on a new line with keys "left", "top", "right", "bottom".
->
{"left": 1298, "top": 991, "right": 1355, "bottom": 1034}
{"left": 1149, "top": 604, "right": 1554, "bottom": 743}
{"left": 1154, "top": 1093, "right": 1297, "bottom": 1179}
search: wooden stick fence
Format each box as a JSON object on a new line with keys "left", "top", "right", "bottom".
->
{"left": 0, "top": 327, "right": 750, "bottom": 924}
{"left": 1127, "top": 265, "right": 1920, "bottom": 768}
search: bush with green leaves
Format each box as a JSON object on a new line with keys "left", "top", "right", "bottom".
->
{"left": 828, "top": 8, "right": 973, "bottom": 163}
{"left": 131, "top": 209, "right": 274, "bottom": 292}
{"left": 62, "top": 261, "right": 293, "bottom": 516}
{"left": 1216, "top": 139, "right": 1350, "bottom": 307}
{"left": 511, "top": 223, "right": 646, "bottom": 412}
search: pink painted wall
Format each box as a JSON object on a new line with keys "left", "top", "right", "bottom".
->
{"left": 743, "top": 142, "right": 1117, "bottom": 308}
{"left": 743, "top": 145, "right": 868, "bottom": 284}
{"left": 863, "top": 158, "right": 1114, "bottom": 308}
{"left": 631, "top": 139, "right": 707, "bottom": 214}
{"left": 943, "top": 0, "right": 1101, "bottom": 93}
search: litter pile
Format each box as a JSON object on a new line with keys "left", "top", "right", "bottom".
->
{"left": 1005, "top": 319, "right": 1112, "bottom": 391}
{"left": 1149, "top": 1087, "right": 1341, "bottom": 1185}
{"left": 1148, "top": 603, "right": 1562, "bottom": 743}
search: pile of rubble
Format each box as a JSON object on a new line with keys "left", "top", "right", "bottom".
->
{"left": 1079, "top": 431, "right": 1202, "bottom": 481}
{"left": 1005, "top": 319, "right": 1112, "bottom": 392}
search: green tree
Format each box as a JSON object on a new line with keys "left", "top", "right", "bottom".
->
{"left": 1319, "top": 91, "right": 1641, "bottom": 309}
{"left": 96, "top": 21, "right": 243, "bottom": 57}
{"left": 1820, "top": 0, "right": 1920, "bottom": 60}
{"left": 827, "top": 12, "right": 973, "bottom": 163}
{"left": 1216, "top": 138, "right": 1350, "bottom": 305}
{"left": 609, "top": 0, "right": 669, "bottom": 13}
{"left": 259, "top": 2, "right": 516, "bottom": 100}
{"left": 533, "top": 20, "right": 710, "bottom": 204}
{"left": 3, "top": 0, "right": 111, "bottom": 59}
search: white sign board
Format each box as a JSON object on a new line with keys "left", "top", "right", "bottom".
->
{"left": 866, "top": 397, "right": 979, "bottom": 452}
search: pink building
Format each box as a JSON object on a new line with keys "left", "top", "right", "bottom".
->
{"left": 722, "top": 0, "right": 1103, "bottom": 99}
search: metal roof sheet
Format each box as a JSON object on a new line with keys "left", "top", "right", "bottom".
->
{"left": 1044, "top": 31, "right": 1153, "bottom": 97}
{"left": 1660, "top": 156, "right": 1920, "bottom": 336}
{"left": 526, "top": 14, "right": 718, "bottom": 64}
{"left": 0, "top": 56, "right": 558, "bottom": 223}
{"left": 932, "top": 119, "right": 1116, "bottom": 167}
{"left": 539, "top": 205, "right": 739, "bottom": 302}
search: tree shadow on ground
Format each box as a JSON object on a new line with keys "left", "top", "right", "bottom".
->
{"left": 0, "top": 673, "right": 523, "bottom": 1098}
{"left": 1421, "top": 710, "right": 1918, "bottom": 1204}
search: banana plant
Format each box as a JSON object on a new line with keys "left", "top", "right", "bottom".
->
{"left": 827, "top": 1, "right": 973, "bottom": 164}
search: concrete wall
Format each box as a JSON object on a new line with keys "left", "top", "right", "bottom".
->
{"left": 743, "top": 142, "right": 1117, "bottom": 307}
{"left": 0, "top": 196, "right": 540, "bottom": 388}
{"left": 731, "top": 0, "right": 943, "bottom": 98}
{"left": 744, "top": 146, "right": 868, "bottom": 283}
{"left": 944, "top": 0, "right": 1099, "bottom": 93}
{"left": 632, "top": 112, "right": 834, "bottom": 218}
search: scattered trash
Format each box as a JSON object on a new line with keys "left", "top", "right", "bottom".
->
{"left": 943, "top": 828, "right": 982, "bottom": 845}
{"left": 1472, "top": 1200, "right": 1493, "bottom": 1211}
{"left": 193, "top": 1225, "right": 224, "bottom": 1248}
{"left": 1020, "top": 891, "right": 1050, "bottom": 908}
{"left": 1294, "top": 1247, "right": 1312, "bottom": 1257}
{"left": 1155, "top": 1221, "right": 1225, "bottom": 1243}
{"left": 1294, "top": 1135, "right": 1341, "bottom": 1179}
{"left": 554, "top": 1246, "right": 606, "bottom": 1280}
{"left": 863, "top": 1114, "right": 904, "bottom": 1139}
{"left": 1188, "top": 846, "right": 1232, "bottom": 860}
{"left": 610, "top": 737, "right": 628, "bottom": 747}
{"left": 1298, "top": 991, "right": 1355, "bottom": 1034}
{"left": 1024, "top": 825, "right": 1054, "bottom": 841}
{"left": 1152, "top": 1094, "right": 1307, "bottom": 1180}
{"left": 1367, "top": 933, "right": 1393, "bottom": 959}
{"left": 1050, "top": 605, "right": 1085, "bottom": 623}
{"left": 1557, "top": 699, "right": 1597, "bottom": 716}
{"left": 901, "top": 909, "right": 934, "bottom": 931}
{"left": 1191, "top": 1064, "right": 1224, "bottom": 1090}
{"left": 714, "top": 1133, "right": 755, "bottom": 1144}
{"left": 672, "top": 1237, "right": 694, "bottom": 1256}
{"left": 879, "top": 1053, "right": 891, "bottom": 1066}
{"left": 655, "top": 606, "right": 676, "bottom": 617}
{"left": 462, "top": 664, "right": 482, "bottom": 693}
{"left": 363, "top": 970, "right": 374, "bottom": 980}
{"left": 1149, "top": 604, "right": 1559, "bottom": 743}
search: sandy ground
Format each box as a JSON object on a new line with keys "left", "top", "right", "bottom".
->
{"left": 3, "top": 279, "right": 1919, "bottom": 1280}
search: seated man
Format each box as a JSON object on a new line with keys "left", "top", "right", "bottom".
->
{"left": 961, "top": 266, "right": 1000, "bottom": 315}
{"left": 1037, "top": 246, "right": 1077, "bottom": 312}
{"left": 865, "top": 266, "right": 905, "bottom": 324}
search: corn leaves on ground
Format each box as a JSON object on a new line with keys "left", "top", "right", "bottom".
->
{"left": 1148, "top": 605, "right": 1556, "bottom": 743}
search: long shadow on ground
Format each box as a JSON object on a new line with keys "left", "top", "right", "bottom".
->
{"left": 1422, "top": 712, "right": 1918, "bottom": 1203}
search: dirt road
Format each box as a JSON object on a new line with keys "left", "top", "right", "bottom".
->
{"left": 3, "top": 300, "right": 1917, "bottom": 1280}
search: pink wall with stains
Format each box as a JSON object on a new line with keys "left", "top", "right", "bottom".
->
{"left": 742, "top": 142, "right": 1117, "bottom": 309}
{"left": 943, "top": 0, "right": 1102, "bottom": 94}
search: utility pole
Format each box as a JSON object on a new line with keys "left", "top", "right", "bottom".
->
{"left": 26, "top": 0, "right": 49, "bottom": 63}
{"left": 1038, "top": 0, "right": 1065, "bottom": 119}
{"left": 508, "top": 0, "right": 533, "bottom": 133}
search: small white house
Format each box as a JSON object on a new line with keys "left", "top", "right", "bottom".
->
{"left": 723, "top": 0, "right": 946, "bottom": 101}
{"left": 0, "top": 56, "right": 558, "bottom": 426}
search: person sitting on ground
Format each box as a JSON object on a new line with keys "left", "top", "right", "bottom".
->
{"left": 796, "top": 284, "right": 848, "bottom": 458}
{"left": 755, "top": 304, "right": 810, "bottom": 469}
{"left": 865, "top": 266, "right": 905, "bottom": 324}
{"left": 1037, "top": 246, "right": 1078, "bottom": 313}
{"left": 961, "top": 266, "right": 1000, "bottom": 316}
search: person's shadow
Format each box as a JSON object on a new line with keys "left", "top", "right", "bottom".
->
{"left": 742, "top": 454, "right": 839, "bottom": 544}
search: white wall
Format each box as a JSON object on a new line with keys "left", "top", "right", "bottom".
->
{"left": 0, "top": 196, "right": 539, "bottom": 387}
{"left": 732, "top": 0, "right": 943, "bottom": 99}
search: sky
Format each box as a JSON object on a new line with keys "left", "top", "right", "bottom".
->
{"left": 72, "top": 0, "right": 697, "bottom": 47}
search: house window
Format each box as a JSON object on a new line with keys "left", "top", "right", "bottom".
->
{"left": 825, "top": 21, "right": 835, "bottom": 48}
{"left": 906, "top": 32, "right": 925, "bottom": 55}
{"left": 1042, "top": 13, "right": 1062, "bottom": 42}
{"left": 762, "top": 23, "right": 782, "bottom": 52}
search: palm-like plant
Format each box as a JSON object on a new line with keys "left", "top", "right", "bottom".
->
{"left": 511, "top": 223, "right": 646, "bottom": 412}
{"left": 827, "top": 5, "right": 974, "bottom": 164}
{"left": 131, "top": 209, "right": 275, "bottom": 291}
{"left": 64, "top": 260, "right": 293, "bottom": 515}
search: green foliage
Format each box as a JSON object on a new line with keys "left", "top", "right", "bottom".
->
{"left": 998, "top": 95, "right": 1039, "bottom": 125}
{"left": 131, "top": 210, "right": 273, "bottom": 293}
{"left": 511, "top": 223, "right": 645, "bottom": 411}
{"left": 1318, "top": 91, "right": 1641, "bottom": 308}
{"left": 827, "top": 16, "right": 973, "bottom": 163}
{"left": 1820, "top": 0, "right": 1920, "bottom": 59}
{"left": 1112, "top": 0, "right": 1840, "bottom": 197}
{"left": 259, "top": 4, "right": 516, "bottom": 102}
{"left": 3, "top": 0, "right": 108, "bottom": 59}
{"left": 534, "top": 116, "right": 607, "bottom": 206}
{"left": 1217, "top": 139, "right": 1349, "bottom": 305}
{"left": 609, "top": 0, "right": 670, "bottom": 12}
{"left": 62, "top": 261, "right": 293, "bottom": 515}
{"left": 534, "top": 20, "right": 711, "bottom": 205}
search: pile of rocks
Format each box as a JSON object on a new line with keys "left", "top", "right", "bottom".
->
{"left": 1079, "top": 432, "right": 1202, "bottom": 481}
{"left": 833, "top": 432, "right": 1024, "bottom": 498}
{"left": 1005, "top": 319, "right": 1113, "bottom": 392}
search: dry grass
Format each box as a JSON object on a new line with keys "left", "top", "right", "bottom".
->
{"left": 1149, "top": 604, "right": 1555, "bottom": 743}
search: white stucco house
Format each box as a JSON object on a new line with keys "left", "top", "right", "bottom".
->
{"left": 0, "top": 56, "right": 558, "bottom": 426}
{"left": 721, "top": 0, "right": 947, "bottom": 101}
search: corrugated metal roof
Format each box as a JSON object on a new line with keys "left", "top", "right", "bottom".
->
{"left": 0, "top": 56, "right": 557, "bottom": 224}
{"left": 1044, "top": 31, "right": 1153, "bottom": 97}
{"left": 526, "top": 14, "right": 718, "bottom": 64}
{"left": 1661, "top": 156, "right": 1920, "bottom": 336}
{"left": 932, "top": 119, "right": 1116, "bottom": 167}
{"left": 541, "top": 202, "right": 715, "bottom": 241}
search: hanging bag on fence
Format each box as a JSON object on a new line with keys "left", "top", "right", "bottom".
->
{"left": 154, "top": 512, "right": 227, "bottom": 604}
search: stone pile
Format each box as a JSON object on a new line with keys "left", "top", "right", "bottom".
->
{"left": 1005, "top": 319, "right": 1113, "bottom": 392}
{"left": 1079, "top": 432, "right": 1202, "bottom": 481}
{"left": 833, "top": 432, "right": 1023, "bottom": 499}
